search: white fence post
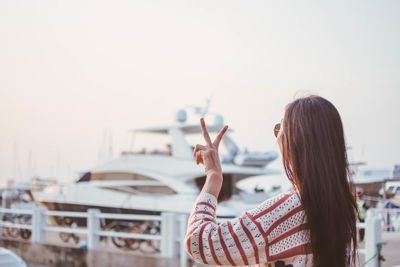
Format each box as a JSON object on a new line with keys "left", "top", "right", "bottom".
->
{"left": 161, "top": 212, "right": 177, "bottom": 258}
{"left": 179, "top": 213, "right": 189, "bottom": 267}
{"left": 32, "top": 207, "right": 46, "bottom": 243}
{"left": 365, "top": 209, "right": 382, "bottom": 267}
{"left": 87, "top": 209, "right": 101, "bottom": 250}
{"left": 0, "top": 210, "right": 3, "bottom": 238}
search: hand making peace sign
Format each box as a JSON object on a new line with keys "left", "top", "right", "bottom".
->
{"left": 193, "top": 118, "right": 229, "bottom": 177}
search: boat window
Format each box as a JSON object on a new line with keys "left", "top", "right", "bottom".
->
{"left": 129, "top": 186, "right": 176, "bottom": 194}
{"left": 92, "top": 172, "right": 155, "bottom": 181}
{"left": 103, "top": 185, "right": 176, "bottom": 195}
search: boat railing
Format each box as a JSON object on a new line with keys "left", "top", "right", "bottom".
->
{"left": 0, "top": 206, "right": 387, "bottom": 267}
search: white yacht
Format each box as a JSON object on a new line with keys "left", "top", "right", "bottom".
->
{"left": 33, "top": 108, "right": 279, "bottom": 218}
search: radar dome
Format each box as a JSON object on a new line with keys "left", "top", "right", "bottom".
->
{"left": 214, "top": 114, "right": 224, "bottom": 127}
{"left": 176, "top": 109, "right": 187, "bottom": 123}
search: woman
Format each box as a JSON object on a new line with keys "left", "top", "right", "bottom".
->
{"left": 185, "top": 95, "right": 358, "bottom": 267}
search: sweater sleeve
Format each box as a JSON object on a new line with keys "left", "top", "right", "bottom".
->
{"left": 184, "top": 191, "right": 310, "bottom": 266}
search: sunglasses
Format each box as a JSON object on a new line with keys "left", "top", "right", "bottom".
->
{"left": 274, "top": 122, "right": 281, "bottom": 138}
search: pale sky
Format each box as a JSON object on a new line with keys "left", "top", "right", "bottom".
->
{"left": 1, "top": 0, "right": 399, "bottom": 186}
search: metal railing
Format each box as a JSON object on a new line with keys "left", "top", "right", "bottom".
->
{"left": 0, "top": 206, "right": 389, "bottom": 267}
{"left": 0, "top": 207, "right": 190, "bottom": 267}
{"left": 377, "top": 208, "right": 400, "bottom": 232}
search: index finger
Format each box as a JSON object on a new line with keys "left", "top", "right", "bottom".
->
{"left": 200, "top": 118, "right": 212, "bottom": 146}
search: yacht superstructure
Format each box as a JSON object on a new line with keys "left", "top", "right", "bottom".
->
{"left": 33, "top": 107, "right": 279, "bottom": 218}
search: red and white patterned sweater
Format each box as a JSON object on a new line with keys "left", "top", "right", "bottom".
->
{"left": 185, "top": 191, "right": 313, "bottom": 267}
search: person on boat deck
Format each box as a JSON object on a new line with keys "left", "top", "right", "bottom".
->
{"left": 185, "top": 95, "right": 358, "bottom": 267}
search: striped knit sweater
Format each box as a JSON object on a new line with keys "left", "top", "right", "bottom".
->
{"left": 185, "top": 191, "right": 313, "bottom": 267}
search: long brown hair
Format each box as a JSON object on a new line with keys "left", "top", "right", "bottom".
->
{"left": 280, "top": 95, "right": 357, "bottom": 267}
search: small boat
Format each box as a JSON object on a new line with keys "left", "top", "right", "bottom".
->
{"left": 0, "top": 247, "right": 27, "bottom": 267}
